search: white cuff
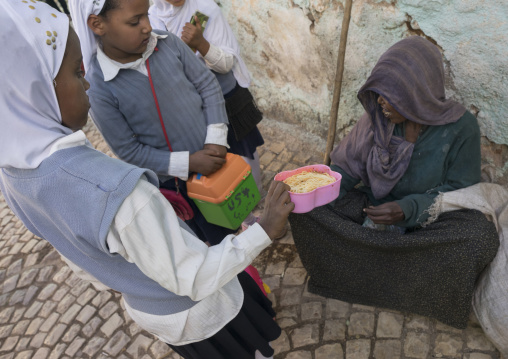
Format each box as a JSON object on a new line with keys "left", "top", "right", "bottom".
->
{"left": 203, "top": 43, "right": 235, "bottom": 74}
{"left": 168, "top": 151, "right": 190, "bottom": 181}
{"left": 205, "top": 123, "right": 229, "bottom": 148}
{"left": 232, "top": 223, "right": 271, "bottom": 254}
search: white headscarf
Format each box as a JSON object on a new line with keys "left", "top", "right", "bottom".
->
{"left": 0, "top": 0, "right": 70, "bottom": 169}
{"left": 149, "top": 0, "right": 251, "bottom": 88}
{"left": 68, "top": 0, "right": 106, "bottom": 74}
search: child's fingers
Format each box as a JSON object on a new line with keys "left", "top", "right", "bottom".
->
{"left": 183, "top": 22, "right": 198, "bottom": 33}
{"left": 284, "top": 201, "right": 295, "bottom": 213}
{"left": 202, "top": 148, "right": 224, "bottom": 158}
{"left": 203, "top": 145, "right": 227, "bottom": 158}
{"left": 265, "top": 180, "right": 278, "bottom": 200}
{"left": 209, "top": 156, "right": 226, "bottom": 166}
{"left": 271, "top": 181, "right": 291, "bottom": 202}
{"left": 265, "top": 182, "right": 292, "bottom": 213}
{"left": 276, "top": 188, "right": 291, "bottom": 206}
{"left": 273, "top": 186, "right": 294, "bottom": 218}
{"left": 180, "top": 33, "right": 190, "bottom": 44}
{"left": 266, "top": 180, "right": 287, "bottom": 200}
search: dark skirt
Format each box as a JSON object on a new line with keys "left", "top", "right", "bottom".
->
{"left": 160, "top": 179, "right": 237, "bottom": 245}
{"left": 225, "top": 85, "right": 264, "bottom": 160}
{"left": 168, "top": 271, "right": 281, "bottom": 359}
{"left": 289, "top": 190, "right": 499, "bottom": 329}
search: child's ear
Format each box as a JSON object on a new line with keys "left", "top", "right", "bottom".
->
{"left": 87, "top": 14, "right": 106, "bottom": 36}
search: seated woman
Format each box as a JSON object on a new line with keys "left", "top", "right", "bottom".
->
{"left": 289, "top": 36, "right": 499, "bottom": 329}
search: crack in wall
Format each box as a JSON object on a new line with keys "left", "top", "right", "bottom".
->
{"left": 405, "top": 14, "right": 440, "bottom": 49}
{"left": 405, "top": 14, "right": 460, "bottom": 96}
{"left": 288, "top": 0, "right": 301, "bottom": 9}
{"left": 365, "top": 0, "right": 398, "bottom": 8}
{"left": 238, "top": 19, "right": 258, "bottom": 43}
{"left": 288, "top": 0, "right": 325, "bottom": 31}
{"left": 470, "top": 104, "right": 480, "bottom": 117}
{"left": 307, "top": 12, "right": 316, "bottom": 33}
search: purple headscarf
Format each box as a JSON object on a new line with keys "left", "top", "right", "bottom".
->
{"left": 330, "top": 36, "right": 466, "bottom": 199}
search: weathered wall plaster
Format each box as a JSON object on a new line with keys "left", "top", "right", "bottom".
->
{"left": 217, "top": 0, "right": 508, "bottom": 183}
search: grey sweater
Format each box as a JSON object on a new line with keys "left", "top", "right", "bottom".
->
{"left": 87, "top": 31, "right": 228, "bottom": 177}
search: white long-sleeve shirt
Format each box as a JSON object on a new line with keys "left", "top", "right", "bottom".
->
{"left": 51, "top": 132, "right": 272, "bottom": 345}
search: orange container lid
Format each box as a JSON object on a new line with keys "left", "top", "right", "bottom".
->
{"left": 187, "top": 153, "right": 252, "bottom": 204}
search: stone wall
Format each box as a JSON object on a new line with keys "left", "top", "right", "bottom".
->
{"left": 217, "top": 0, "right": 508, "bottom": 184}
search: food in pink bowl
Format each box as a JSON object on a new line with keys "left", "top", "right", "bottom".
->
{"left": 274, "top": 164, "right": 342, "bottom": 213}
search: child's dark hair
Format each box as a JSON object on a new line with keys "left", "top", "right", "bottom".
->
{"left": 98, "top": 0, "right": 120, "bottom": 18}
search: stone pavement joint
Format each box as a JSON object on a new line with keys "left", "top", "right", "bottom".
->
{"left": 0, "top": 119, "right": 505, "bottom": 359}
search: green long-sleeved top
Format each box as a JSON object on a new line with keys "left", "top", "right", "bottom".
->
{"left": 332, "top": 111, "right": 481, "bottom": 228}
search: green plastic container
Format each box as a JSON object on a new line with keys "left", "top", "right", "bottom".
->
{"left": 187, "top": 154, "right": 260, "bottom": 229}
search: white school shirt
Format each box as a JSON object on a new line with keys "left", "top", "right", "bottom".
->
{"left": 96, "top": 32, "right": 229, "bottom": 181}
{"left": 51, "top": 132, "right": 271, "bottom": 345}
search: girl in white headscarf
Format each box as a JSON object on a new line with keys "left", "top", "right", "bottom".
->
{"left": 0, "top": 2, "right": 292, "bottom": 358}
{"left": 0, "top": 1, "right": 77, "bottom": 169}
{"left": 149, "top": 0, "right": 266, "bottom": 203}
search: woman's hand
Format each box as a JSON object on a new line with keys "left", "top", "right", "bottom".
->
{"left": 364, "top": 202, "right": 405, "bottom": 225}
{"left": 259, "top": 181, "right": 294, "bottom": 240}
{"left": 181, "top": 17, "right": 210, "bottom": 56}
{"left": 189, "top": 148, "right": 226, "bottom": 175}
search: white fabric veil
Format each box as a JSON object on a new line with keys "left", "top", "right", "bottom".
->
{"left": 68, "top": 0, "right": 106, "bottom": 74}
{"left": 0, "top": 0, "right": 71, "bottom": 169}
{"left": 149, "top": 0, "right": 251, "bottom": 88}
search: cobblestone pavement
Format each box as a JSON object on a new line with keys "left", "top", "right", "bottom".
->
{"left": 0, "top": 119, "right": 504, "bottom": 359}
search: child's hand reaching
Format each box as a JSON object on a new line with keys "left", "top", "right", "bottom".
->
{"left": 259, "top": 181, "right": 294, "bottom": 240}
{"left": 189, "top": 148, "right": 226, "bottom": 175}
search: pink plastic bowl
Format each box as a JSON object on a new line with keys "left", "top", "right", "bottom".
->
{"left": 274, "top": 164, "right": 342, "bottom": 213}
